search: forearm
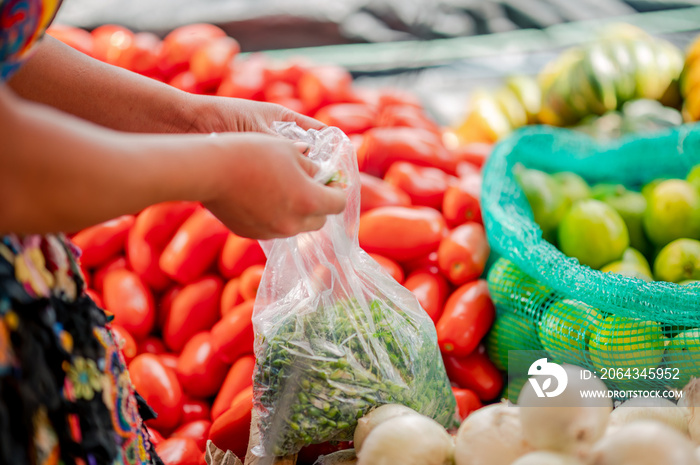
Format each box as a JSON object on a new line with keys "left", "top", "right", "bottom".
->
{"left": 0, "top": 86, "right": 218, "bottom": 234}
{"left": 7, "top": 36, "right": 201, "bottom": 134}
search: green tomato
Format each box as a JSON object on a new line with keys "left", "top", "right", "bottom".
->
{"left": 653, "top": 238, "right": 700, "bottom": 283}
{"left": 589, "top": 316, "right": 665, "bottom": 372}
{"left": 687, "top": 164, "right": 700, "bottom": 192}
{"left": 643, "top": 179, "right": 700, "bottom": 248}
{"left": 538, "top": 299, "right": 602, "bottom": 364}
{"left": 515, "top": 166, "right": 570, "bottom": 243}
{"left": 558, "top": 199, "right": 630, "bottom": 269}
{"left": 553, "top": 172, "right": 591, "bottom": 205}
{"left": 665, "top": 328, "right": 700, "bottom": 388}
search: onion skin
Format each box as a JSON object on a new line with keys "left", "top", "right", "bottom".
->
{"left": 609, "top": 397, "right": 689, "bottom": 435}
{"left": 313, "top": 449, "right": 358, "bottom": 465}
{"left": 353, "top": 404, "right": 420, "bottom": 454}
{"left": 356, "top": 414, "right": 454, "bottom": 465}
{"left": 682, "top": 378, "right": 700, "bottom": 443}
{"left": 589, "top": 421, "right": 699, "bottom": 465}
{"left": 518, "top": 364, "right": 611, "bottom": 459}
{"left": 454, "top": 401, "right": 530, "bottom": 465}
{"left": 511, "top": 451, "right": 585, "bottom": 465}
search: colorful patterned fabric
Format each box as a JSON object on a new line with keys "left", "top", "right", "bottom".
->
{"left": 0, "top": 0, "right": 61, "bottom": 80}
{"left": 0, "top": 234, "right": 162, "bottom": 465}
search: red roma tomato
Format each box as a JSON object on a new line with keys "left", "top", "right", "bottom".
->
{"left": 129, "top": 202, "right": 197, "bottom": 290}
{"left": 211, "top": 300, "right": 254, "bottom": 364}
{"left": 220, "top": 278, "right": 243, "bottom": 316}
{"left": 138, "top": 336, "right": 167, "bottom": 355}
{"left": 126, "top": 234, "right": 171, "bottom": 291}
{"left": 160, "top": 209, "right": 229, "bottom": 284}
{"left": 263, "top": 59, "right": 308, "bottom": 85}
{"left": 368, "top": 253, "right": 405, "bottom": 284}
{"left": 443, "top": 173, "right": 482, "bottom": 227}
{"left": 377, "top": 88, "right": 422, "bottom": 109}
{"left": 451, "top": 143, "right": 493, "bottom": 168}
{"left": 110, "top": 324, "right": 138, "bottom": 363}
{"left": 403, "top": 270, "right": 450, "bottom": 323}
{"left": 103, "top": 269, "right": 155, "bottom": 340}
{"left": 358, "top": 127, "right": 456, "bottom": 177}
{"left": 384, "top": 162, "right": 453, "bottom": 210}
{"left": 181, "top": 396, "right": 211, "bottom": 424}
{"left": 84, "top": 289, "right": 103, "bottom": 308}
{"left": 402, "top": 250, "right": 440, "bottom": 275}
{"left": 377, "top": 104, "right": 440, "bottom": 135}
{"left": 298, "top": 66, "right": 353, "bottom": 114}
{"left": 158, "top": 285, "right": 182, "bottom": 330}
{"left": 211, "top": 355, "right": 255, "bottom": 421}
{"left": 218, "top": 233, "right": 266, "bottom": 279}
{"left": 443, "top": 347, "right": 503, "bottom": 401}
{"left": 437, "top": 223, "right": 489, "bottom": 285}
{"left": 72, "top": 215, "right": 134, "bottom": 268}
{"left": 451, "top": 387, "right": 482, "bottom": 421}
{"left": 164, "top": 276, "right": 223, "bottom": 353}
{"left": 131, "top": 202, "right": 199, "bottom": 247}
{"left": 160, "top": 353, "right": 179, "bottom": 371}
{"left": 169, "top": 71, "right": 202, "bottom": 94}
{"left": 129, "top": 354, "right": 183, "bottom": 430}
{"left": 190, "top": 36, "right": 240, "bottom": 90}
{"left": 208, "top": 387, "right": 253, "bottom": 459}
{"left": 456, "top": 161, "right": 480, "bottom": 179}
{"left": 359, "top": 173, "right": 411, "bottom": 213}
{"left": 172, "top": 420, "right": 211, "bottom": 452}
{"left": 313, "top": 103, "right": 377, "bottom": 135}
{"left": 359, "top": 206, "right": 447, "bottom": 262}
{"left": 155, "top": 437, "right": 202, "bottom": 465}
{"left": 46, "top": 24, "right": 93, "bottom": 56}
{"left": 93, "top": 256, "right": 128, "bottom": 293}
{"left": 263, "top": 81, "right": 296, "bottom": 102}
{"left": 159, "top": 23, "right": 226, "bottom": 78}
{"left": 238, "top": 264, "right": 264, "bottom": 301}
{"left": 176, "top": 332, "right": 230, "bottom": 398}
{"left": 436, "top": 280, "right": 494, "bottom": 357}
{"left": 147, "top": 427, "right": 165, "bottom": 447}
{"left": 91, "top": 25, "right": 133, "bottom": 66}
{"left": 119, "top": 32, "right": 161, "bottom": 76}
{"left": 217, "top": 54, "right": 267, "bottom": 100}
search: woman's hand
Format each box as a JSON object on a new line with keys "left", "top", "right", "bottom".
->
{"left": 186, "top": 96, "right": 325, "bottom": 135}
{"left": 200, "top": 133, "right": 346, "bottom": 239}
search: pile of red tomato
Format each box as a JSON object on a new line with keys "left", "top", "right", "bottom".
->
{"left": 55, "top": 22, "right": 501, "bottom": 464}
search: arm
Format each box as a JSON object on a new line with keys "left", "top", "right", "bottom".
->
{"left": 0, "top": 85, "right": 345, "bottom": 237}
{"left": 7, "top": 36, "right": 324, "bottom": 135}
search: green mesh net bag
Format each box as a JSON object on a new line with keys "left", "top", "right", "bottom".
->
{"left": 481, "top": 124, "right": 700, "bottom": 396}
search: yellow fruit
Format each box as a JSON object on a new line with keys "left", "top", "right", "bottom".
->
{"left": 454, "top": 91, "right": 511, "bottom": 144}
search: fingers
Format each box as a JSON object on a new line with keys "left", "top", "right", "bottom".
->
{"left": 307, "top": 182, "right": 348, "bottom": 217}
{"left": 290, "top": 112, "right": 327, "bottom": 131}
{"left": 293, "top": 141, "right": 311, "bottom": 155}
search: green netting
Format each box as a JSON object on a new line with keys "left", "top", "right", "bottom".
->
{"left": 482, "top": 124, "right": 700, "bottom": 393}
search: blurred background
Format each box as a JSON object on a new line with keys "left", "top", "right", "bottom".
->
{"left": 54, "top": 0, "right": 700, "bottom": 125}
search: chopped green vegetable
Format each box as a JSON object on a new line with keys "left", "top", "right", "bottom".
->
{"left": 255, "top": 298, "right": 457, "bottom": 456}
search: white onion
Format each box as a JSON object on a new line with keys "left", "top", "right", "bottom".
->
{"left": 353, "top": 404, "right": 420, "bottom": 453}
{"left": 511, "top": 451, "right": 585, "bottom": 465}
{"left": 682, "top": 378, "right": 700, "bottom": 443}
{"left": 518, "top": 364, "right": 611, "bottom": 459}
{"left": 589, "top": 421, "right": 699, "bottom": 465}
{"left": 356, "top": 414, "right": 453, "bottom": 465}
{"left": 609, "top": 397, "right": 689, "bottom": 435}
{"left": 454, "top": 401, "right": 530, "bottom": 465}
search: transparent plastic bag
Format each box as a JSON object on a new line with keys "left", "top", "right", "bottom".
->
{"left": 251, "top": 122, "right": 457, "bottom": 460}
